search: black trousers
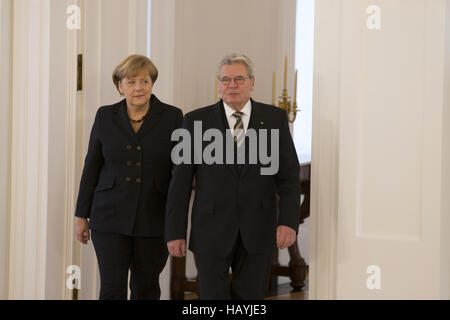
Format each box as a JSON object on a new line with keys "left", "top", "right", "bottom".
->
{"left": 91, "top": 230, "right": 168, "bottom": 300}
{"left": 196, "top": 232, "right": 272, "bottom": 300}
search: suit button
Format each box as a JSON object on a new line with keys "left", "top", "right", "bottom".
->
{"left": 127, "top": 161, "right": 132, "bottom": 166}
{"left": 137, "top": 146, "right": 142, "bottom": 151}
{"left": 136, "top": 162, "right": 141, "bottom": 167}
{"left": 136, "top": 178, "right": 141, "bottom": 183}
{"left": 126, "top": 145, "right": 132, "bottom": 151}
{"left": 125, "top": 177, "right": 131, "bottom": 183}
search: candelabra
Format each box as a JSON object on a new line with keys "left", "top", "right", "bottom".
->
{"left": 272, "top": 56, "right": 299, "bottom": 123}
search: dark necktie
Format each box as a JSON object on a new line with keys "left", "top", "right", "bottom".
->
{"left": 232, "top": 111, "right": 245, "bottom": 148}
{"left": 232, "top": 111, "right": 245, "bottom": 175}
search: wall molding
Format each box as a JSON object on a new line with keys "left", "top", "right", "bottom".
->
{"left": 9, "top": 0, "right": 51, "bottom": 299}
{"left": 0, "top": 0, "right": 13, "bottom": 299}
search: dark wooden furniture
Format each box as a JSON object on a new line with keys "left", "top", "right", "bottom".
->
{"left": 170, "top": 255, "right": 200, "bottom": 300}
{"left": 269, "top": 162, "right": 310, "bottom": 294}
{"left": 169, "top": 163, "right": 311, "bottom": 300}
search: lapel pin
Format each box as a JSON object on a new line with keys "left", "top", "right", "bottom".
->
{"left": 260, "top": 121, "right": 264, "bottom": 125}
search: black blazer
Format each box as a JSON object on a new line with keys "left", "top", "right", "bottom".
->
{"left": 165, "top": 99, "right": 300, "bottom": 257}
{"left": 75, "top": 95, "right": 183, "bottom": 237}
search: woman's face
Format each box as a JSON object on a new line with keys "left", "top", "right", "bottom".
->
{"left": 118, "top": 69, "right": 153, "bottom": 108}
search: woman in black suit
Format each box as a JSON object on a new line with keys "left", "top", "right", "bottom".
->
{"left": 74, "top": 54, "right": 183, "bottom": 300}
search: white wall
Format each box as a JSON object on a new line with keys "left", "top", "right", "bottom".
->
{"left": 0, "top": 0, "right": 12, "bottom": 300}
{"left": 151, "top": 0, "right": 297, "bottom": 112}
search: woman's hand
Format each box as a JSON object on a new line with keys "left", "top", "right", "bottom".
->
{"left": 75, "top": 217, "right": 90, "bottom": 245}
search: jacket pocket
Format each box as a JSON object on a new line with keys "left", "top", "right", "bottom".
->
{"left": 94, "top": 175, "right": 115, "bottom": 192}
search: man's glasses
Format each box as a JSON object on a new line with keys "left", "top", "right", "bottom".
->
{"left": 219, "top": 76, "right": 248, "bottom": 86}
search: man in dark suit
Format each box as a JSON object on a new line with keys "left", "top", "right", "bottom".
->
{"left": 165, "top": 54, "right": 300, "bottom": 299}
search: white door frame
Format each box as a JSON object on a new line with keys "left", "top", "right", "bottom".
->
{"left": 308, "top": 0, "right": 341, "bottom": 299}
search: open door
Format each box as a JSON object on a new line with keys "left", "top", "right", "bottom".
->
{"left": 310, "top": 0, "right": 450, "bottom": 299}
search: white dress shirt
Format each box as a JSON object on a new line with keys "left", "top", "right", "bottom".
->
{"left": 223, "top": 100, "right": 252, "bottom": 135}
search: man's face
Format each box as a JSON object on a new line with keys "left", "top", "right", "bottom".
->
{"left": 219, "top": 63, "right": 255, "bottom": 110}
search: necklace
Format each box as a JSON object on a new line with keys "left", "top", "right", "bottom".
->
{"left": 128, "top": 105, "right": 149, "bottom": 123}
{"left": 129, "top": 115, "right": 146, "bottom": 123}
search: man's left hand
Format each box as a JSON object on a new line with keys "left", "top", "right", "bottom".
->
{"left": 276, "top": 225, "right": 297, "bottom": 249}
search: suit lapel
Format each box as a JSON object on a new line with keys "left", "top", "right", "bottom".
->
{"left": 136, "top": 94, "right": 163, "bottom": 140}
{"left": 247, "top": 99, "right": 260, "bottom": 131}
{"left": 114, "top": 99, "right": 140, "bottom": 145}
{"left": 114, "top": 95, "right": 164, "bottom": 144}
{"left": 240, "top": 99, "right": 263, "bottom": 179}
{"left": 211, "top": 100, "right": 239, "bottom": 177}
{"left": 211, "top": 100, "right": 230, "bottom": 138}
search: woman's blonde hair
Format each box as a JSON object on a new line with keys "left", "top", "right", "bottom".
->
{"left": 112, "top": 54, "right": 158, "bottom": 94}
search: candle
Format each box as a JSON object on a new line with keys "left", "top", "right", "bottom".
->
{"left": 294, "top": 69, "right": 298, "bottom": 103}
{"left": 272, "top": 72, "right": 276, "bottom": 105}
{"left": 283, "top": 56, "right": 287, "bottom": 90}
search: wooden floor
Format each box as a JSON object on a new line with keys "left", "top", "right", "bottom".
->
{"left": 265, "top": 270, "right": 309, "bottom": 300}
{"left": 184, "top": 279, "right": 309, "bottom": 300}
{"left": 265, "top": 282, "right": 308, "bottom": 300}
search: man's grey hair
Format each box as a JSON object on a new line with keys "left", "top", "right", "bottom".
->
{"left": 217, "top": 53, "right": 255, "bottom": 79}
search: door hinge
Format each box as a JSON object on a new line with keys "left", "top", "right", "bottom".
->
{"left": 77, "top": 54, "right": 83, "bottom": 91}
